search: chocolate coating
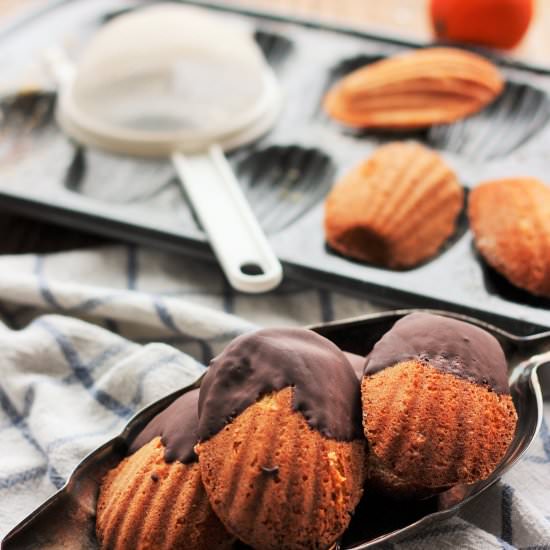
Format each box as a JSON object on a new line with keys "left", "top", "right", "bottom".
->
{"left": 198, "top": 328, "right": 363, "bottom": 441}
{"left": 365, "top": 313, "right": 509, "bottom": 394}
{"left": 344, "top": 352, "right": 367, "bottom": 380}
{"left": 129, "top": 388, "right": 199, "bottom": 464}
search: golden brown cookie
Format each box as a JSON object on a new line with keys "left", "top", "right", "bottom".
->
{"left": 361, "top": 313, "right": 517, "bottom": 499}
{"left": 324, "top": 142, "right": 463, "bottom": 268}
{"left": 468, "top": 178, "right": 550, "bottom": 297}
{"left": 324, "top": 47, "right": 503, "bottom": 129}
{"left": 196, "top": 328, "right": 366, "bottom": 550}
{"left": 96, "top": 390, "right": 233, "bottom": 550}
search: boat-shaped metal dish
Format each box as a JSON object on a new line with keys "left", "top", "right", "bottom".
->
{"left": 2, "top": 309, "right": 549, "bottom": 549}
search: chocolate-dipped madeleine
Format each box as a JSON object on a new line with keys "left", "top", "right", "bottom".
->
{"left": 96, "top": 389, "right": 234, "bottom": 550}
{"left": 196, "top": 328, "right": 366, "bottom": 550}
{"left": 361, "top": 313, "right": 517, "bottom": 499}
{"left": 344, "top": 351, "right": 367, "bottom": 380}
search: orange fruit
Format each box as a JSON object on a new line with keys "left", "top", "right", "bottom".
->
{"left": 430, "top": 0, "right": 534, "bottom": 50}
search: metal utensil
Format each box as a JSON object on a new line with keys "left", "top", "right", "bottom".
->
{"left": 2, "top": 309, "right": 548, "bottom": 549}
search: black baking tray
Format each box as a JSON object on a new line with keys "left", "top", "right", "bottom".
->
{"left": 0, "top": 0, "right": 549, "bottom": 334}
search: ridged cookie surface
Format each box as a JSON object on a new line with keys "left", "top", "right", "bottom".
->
{"left": 324, "top": 47, "right": 503, "bottom": 129}
{"left": 196, "top": 328, "right": 366, "bottom": 550}
{"left": 361, "top": 313, "right": 517, "bottom": 499}
{"left": 468, "top": 178, "right": 550, "bottom": 297}
{"left": 362, "top": 362, "right": 517, "bottom": 498}
{"left": 96, "top": 389, "right": 233, "bottom": 550}
{"left": 324, "top": 142, "right": 463, "bottom": 268}
{"left": 96, "top": 438, "right": 233, "bottom": 550}
{"left": 197, "top": 388, "right": 365, "bottom": 550}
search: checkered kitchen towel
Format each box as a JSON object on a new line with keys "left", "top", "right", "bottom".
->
{"left": 0, "top": 244, "right": 549, "bottom": 549}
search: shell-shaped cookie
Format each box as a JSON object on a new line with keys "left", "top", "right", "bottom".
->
{"left": 197, "top": 387, "right": 366, "bottom": 550}
{"left": 468, "top": 178, "right": 550, "bottom": 297}
{"left": 324, "top": 47, "right": 504, "bottom": 129}
{"left": 324, "top": 141, "right": 463, "bottom": 268}
{"left": 361, "top": 360, "right": 517, "bottom": 498}
{"left": 96, "top": 437, "right": 233, "bottom": 550}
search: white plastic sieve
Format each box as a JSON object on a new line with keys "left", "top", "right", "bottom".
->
{"left": 47, "top": 4, "right": 283, "bottom": 293}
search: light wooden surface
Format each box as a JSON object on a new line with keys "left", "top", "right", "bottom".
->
{"left": 225, "top": 0, "right": 550, "bottom": 65}
{"left": 0, "top": 0, "right": 40, "bottom": 18}
{"left": 1, "top": 0, "right": 549, "bottom": 60}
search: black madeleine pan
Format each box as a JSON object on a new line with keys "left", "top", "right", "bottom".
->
{"left": 1, "top": 0, "right": 550, "bottom": 333}
{"left": 2, "top": 309, "right": 549, "bottom": 549}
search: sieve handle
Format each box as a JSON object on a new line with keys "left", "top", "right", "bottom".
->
{"left": 43, "top": 45, "right": 76, "bottom": 88}
{"left": 171, "top": 146, "right": 283, "bottom": 293}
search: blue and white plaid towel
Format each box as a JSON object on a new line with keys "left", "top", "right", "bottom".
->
{"left": 0, "top": 244, "right": 548, "bottom": 548}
